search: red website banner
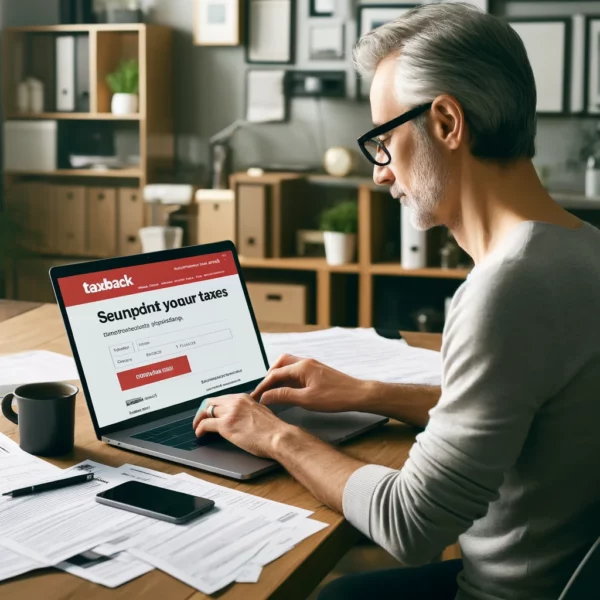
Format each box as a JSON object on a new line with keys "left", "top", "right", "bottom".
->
{"left": 117, "top": 356, "right": 192, "bottom": 391}
{"left": 58, "top": 251, "right": 238, "bottom": 308}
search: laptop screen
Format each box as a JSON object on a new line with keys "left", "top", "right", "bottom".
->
{"left": 56, "top": 250, "right": 268, "bottom": 429}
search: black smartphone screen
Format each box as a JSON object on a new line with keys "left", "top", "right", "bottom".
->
{"left": 98, "top": 480, "right": 213, "bottom": 519}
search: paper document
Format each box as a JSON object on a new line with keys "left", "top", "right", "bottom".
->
{"left": 57, "top": 551, "right": 153, "bottom": 588}
{"left": 0, "top": 460, "right": 143, "bottom": 564}
{"left": 0, "top": 433, "right": 62, "bottom": 498}
{"left": 261, "top": 328, "right": 442, "bottom": 385}
{"left": 0, "top": 350, "right": 78, "bottom": 397}
{"left": 0, "top": 548, "right": 46, "bottom": 582}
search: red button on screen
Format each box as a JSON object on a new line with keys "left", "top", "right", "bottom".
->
{"left": 117, "top": 356, "right": 192, "bottom": 391}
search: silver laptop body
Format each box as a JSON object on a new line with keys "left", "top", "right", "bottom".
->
{"left": 50, "top": 241, "right": 388, "bottom": 480}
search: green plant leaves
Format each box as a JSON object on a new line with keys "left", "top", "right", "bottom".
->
{"left": 106, "top": 59, "right": 139, "bottom": 95}
{"left": 319, "top": 201, "right": 358, "bottom": 234}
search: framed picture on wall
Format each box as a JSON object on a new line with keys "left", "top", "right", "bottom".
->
{"left": 310, "top": 0, "right": 335, "bottom": 17}
{"left": 356, "top": 4, "right": 417, "bottom": 100}
{"left": 309, "top": 22, "right": 345, "bottom": 60}
{"left": 194, "top": 0, "right": 241, "bottom": 46}
{"left": 246, "top": 69, "right": 288, "bottom": 122}
{"left": 508, "top": 18, "right": 571, "bottom": 115}
{"left": 246, "top": 0, "right": 295, "bottom": 64}
{"left": 585, "top": 16, "right": 600, "bottom": 114}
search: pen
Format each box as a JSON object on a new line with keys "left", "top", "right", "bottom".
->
{"left": 1, "top": 472, "right": 95, "bottom": 497}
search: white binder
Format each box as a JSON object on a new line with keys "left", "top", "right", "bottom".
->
{"left": 401, "top": 204, "right": 427, "bottom": 269}
{"left": 56, "top": 36, "right": 76, "bottom": 112}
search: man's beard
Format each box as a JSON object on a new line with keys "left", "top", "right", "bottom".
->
{"left": 392, "top": 128, "right": 448, "bottom": 231}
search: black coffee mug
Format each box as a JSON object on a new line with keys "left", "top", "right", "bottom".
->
{"left": 2, "top": 382, "right": 78, "bottom": 456}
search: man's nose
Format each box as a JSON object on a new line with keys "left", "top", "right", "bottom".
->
{"left": 373, "top": 164, "right": 394, "bottom": 186}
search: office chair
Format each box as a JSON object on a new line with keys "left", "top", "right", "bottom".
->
{"left": 558, "top": 536, "right": 600, "bottom": 600}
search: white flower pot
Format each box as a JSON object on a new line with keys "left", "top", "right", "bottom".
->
{"left": 585, "top": 168, "right": 600, "bottom": 198}
{"left": 323, "top": 232, "right": 356, "bottom": 266}
{"left": 111, "top": 93, "right": 138, "bottom": 115}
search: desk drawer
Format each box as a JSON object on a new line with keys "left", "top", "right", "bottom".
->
{"left": 247, "top": 282, "right": 307, "bottom": 325}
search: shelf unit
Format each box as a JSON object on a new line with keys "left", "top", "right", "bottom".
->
{"left": 231, "top": 173, "right": 471, "bottom": 330}
{"left": 2, "top": 23, "right": 173, "bottom": 302}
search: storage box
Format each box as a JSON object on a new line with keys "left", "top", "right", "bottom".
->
{"left": 4, "top": 120, "right": 57, "bottom": 172}
{"left": 196, "top": 189, "right": 236, "bottom": 245}
{"left": 246, "top": 282, "right": 307, "bottom": 325}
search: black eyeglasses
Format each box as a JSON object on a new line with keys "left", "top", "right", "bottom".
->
{"left": 357, "top": 102, "right": 433, "bottom": 167}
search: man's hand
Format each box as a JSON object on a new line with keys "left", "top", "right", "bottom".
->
{"left": 251, "top": 354, "right": 376, "bottom": 412}
{"left": 192, "top": 394, "right": 293, "bottom": 458}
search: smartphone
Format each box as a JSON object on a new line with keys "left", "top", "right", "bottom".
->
{"left": 96, "top": 480, "right": 215, "bottom": 524}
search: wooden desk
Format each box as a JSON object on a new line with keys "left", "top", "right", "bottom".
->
{"left": 0, "top": 304, "right": 442, "bottom": 600}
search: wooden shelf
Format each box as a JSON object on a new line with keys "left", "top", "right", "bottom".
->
{"left": 7, "top": 113, "right": 141, "bottom": 121}
{"left": 5, "top": 24, "right": 147, "bottom": 33}
{"left": 6, "top": 169, "right": 142, "bottom": 178}
{"left": 370, "top": 263, "right": 471, "bottom": 279}
{"left": 239, "top": 256, "right": 360, "bottom": 273}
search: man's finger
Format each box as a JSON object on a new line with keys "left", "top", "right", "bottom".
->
{"left": 195, "top": 417, "right": 220, "bottom": 437}
{"left": 251, "top": 365, "right": 300, "bottom": 400}
{"left": 260, "top": 387, "right": 306, "bottom": 407}
{"left": 270, "top": 354, "right": 303, "bottom": 369}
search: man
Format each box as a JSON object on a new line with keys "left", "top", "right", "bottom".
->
{"left": 193, "top": 3, "right": 600, "bottom": 599}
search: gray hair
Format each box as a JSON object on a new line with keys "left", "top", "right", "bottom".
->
{"left": 353, "top": 2, "right": 537, "bottom": 161}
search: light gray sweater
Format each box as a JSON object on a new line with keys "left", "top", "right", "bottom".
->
{"left": 343, "top": 221, "right": 600, "bottom": 599}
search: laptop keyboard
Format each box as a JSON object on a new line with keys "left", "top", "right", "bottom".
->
{"left": 131, "top": 416, "right": 214, "bottom": 451}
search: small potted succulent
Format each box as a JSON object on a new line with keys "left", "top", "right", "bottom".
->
{"left": 319, "top": 201, "right": 358, "bottom": 266}
{"left": 106, "top": 59, "right": 139, "bottom": 115}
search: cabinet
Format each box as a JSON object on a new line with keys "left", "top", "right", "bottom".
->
{"left": 118, "top": 188, "right": 143, "bottom": 255}
{"left": 87, "top": 188, "right": 117, "bottom": 256}
{"left": 55, "top": 186, "right": 86, "bottom": 255}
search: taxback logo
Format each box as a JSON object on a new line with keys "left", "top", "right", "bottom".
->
{"left": 83, "top": 275, "right": 134, "bottom": 294}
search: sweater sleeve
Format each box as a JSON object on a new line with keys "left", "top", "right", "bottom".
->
{"left": 342, "top": 263, "right": 560, "bottom": 565}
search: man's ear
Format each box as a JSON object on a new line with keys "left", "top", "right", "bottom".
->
{"left": 430, "top": 95, "right": 465, "bottom": 151}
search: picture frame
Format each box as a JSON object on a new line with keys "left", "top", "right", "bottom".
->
{"left": 310, "top": 0, "right": 335, "bottom": 17}
{"left": 356, "top": 4, "right": 417, "bottom": 100}
{"left": 309, "top": 22, "right": 345, "bottom": 61}
{"left": 246, "top": 0, "right": 295, "bottom": 64}
{"left": 584, "top": 16, "right": 600, "bottom": 115}
{"left": 245, "top": 69, "right": 288, "bottom": 122}
{"left": 508, "top": 18, "right": 571, "bottom": 115}
{"left": 193, "top": 0, "right": 241, "bottom": 46}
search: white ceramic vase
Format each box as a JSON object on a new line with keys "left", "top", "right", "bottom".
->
{"left": 323, "top": 232, "right": 356, "bottom": 266}
{"left": 585, "top": 167, "right": 600, "bottom": 198}
{"left": 111, "top": 93, "right": 138, "bottom": 115}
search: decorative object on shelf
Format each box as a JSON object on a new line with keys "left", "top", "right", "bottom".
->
{"left": 356, "top": 4, "right": 417, "bottom": 100}
{"left": 208, "top": 119, "right": 248, "bottom": 188}
{"left": 320, "top": 201, "right": 358, "bottom": 265}
{"left": 586, "top": 157, "right": 600, "bottom": 198}
{"left": 323, "top": 146, "right": 355, "bottom": 177}
{"left": 106, "top": 59, "right": 139, "bottom": 115}
{"left": 95, "top": 0, "right": 144, "bottom": 23}
{"left": 16, "top": 78, "right": 45, "bottom": 114}
{"left": 309, "top": 22, "right": 345, "bottom": 60}
{"left": 401, "top": 204, "right": 427, "bottom": 269}
{"left": 412, "top": 307, "right": 444, "bottom": 333}
{"left": 194, "top": 0, "right": 241, "bottom": 46}
{"left": 310, "top": 0, "right": 334, "bottom": 17}
{"left": 4, "top": 121, "right": 58, "bottom": 172}
{"left": 246, "top": 0, "right": 295, "bottom": 64}
{"left": 575, "top": 122, "right": 600, "bottom": 198}
{"left": 296, "top": 229, "right": 325, "bottom": 257}
{"left": 60, "top": 0, "right": 96, "bottom": 23}
{"left": 246, "top": 70, "right": 288, "bottom": 122}
{"left": 287, "top": 71, "right": 346, "bottom": 97}
{"left": 140, "top": 185, "right": 193, "bottom": 252}
{"left": 440, "top": 231, "right": 459, "bottom": 269}
{"left": 508, "top": 18, "right": 570, "bottom": 114}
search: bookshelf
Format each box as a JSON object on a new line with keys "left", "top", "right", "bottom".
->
{"left": 2, "top": 23, "right": 173, "bottom": 302}
{"left": 231, "top": 172, "right": 471, "bottom": 330}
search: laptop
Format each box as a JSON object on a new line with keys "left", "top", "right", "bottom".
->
{"left": 50, "top": 241, "right": 388, "bottom": 480}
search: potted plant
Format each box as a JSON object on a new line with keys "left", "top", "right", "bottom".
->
{"left": 106, "top": 59, "right": 139, "bottom": 115}
{"left": 319, "top": 201, "right": 358, "bottom": 266}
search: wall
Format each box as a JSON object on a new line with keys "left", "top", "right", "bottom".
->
{"left": 1, "top": 0, "right": 600, "bottom": 191}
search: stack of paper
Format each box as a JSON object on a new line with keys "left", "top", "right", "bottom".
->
{"left": 0, "top": 434, "right": 327, "bottom": 594}
{"left": 0, "top": 350, "right": 79, "bottom": 397}
{"left": 261, "top": 327, "right": 442, "bottom": 386}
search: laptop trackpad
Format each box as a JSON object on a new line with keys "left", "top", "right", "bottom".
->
{"left": 278, "top": 407, "right": 384, "bottom": 443}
